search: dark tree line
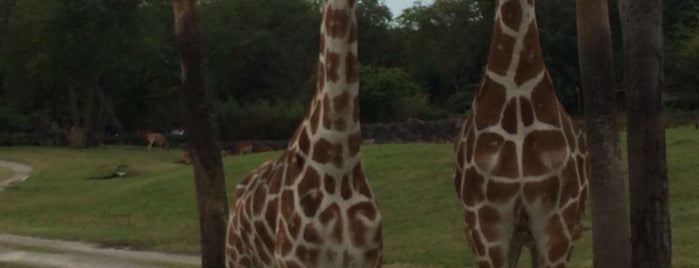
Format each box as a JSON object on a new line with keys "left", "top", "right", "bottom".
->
{"left": 0, "top": 0, "right": 697, "bottom": 143}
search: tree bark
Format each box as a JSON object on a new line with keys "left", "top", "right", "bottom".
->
{"left": 172, "top": 1, "right": 229, "bottom": 267}
{"left": 576, "top": 0, "right": 632, "bottom": 267}
{"left": 618, "top": 0, "right": 672, "bottom": 267}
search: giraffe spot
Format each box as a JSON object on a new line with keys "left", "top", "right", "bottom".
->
{"left": 522, "top": 130, "right": 567, "bottom": 177}
{"left": 269, "top": 174, "right": 282, "bottom": 194}
{"left": 478, "top": 206, "right": 502, "bottom": 242}
{"left": 303, "top": 223, "right": 321, "bottom": 244}
{"left": 298, "top": 168, "right": 321, "bottom": 195}
{"left": 345, "top": 52, "right": 358, "bottom": 83}
{"left": 299, "top": 190, "right": 323, "bottom": 218}
{"left": 486, "top": 181, "right": 520, "bottom": 204}
{"left": 281, "top": 190, "right": 295, "bottom": 219}
{"left": 252, "top": 185, "right": 267, "bottom": 215}
{"left": 324, "top": 7, "right": 350, "bottom": 39}
{"left": 473, "top": 132, "right": 505, "bottom": 173}
{"left": 561, "top": 203, "right": 581, "bottom": 240}
{"left": 323, "top": 94, "right": 332, "bottom": 129}
{"left": 285, "top": 153, "right": 305, "bottom": 185}
{"left": 324, "top": 174, "right": 336, "bottom": 194}
{"left": 347, "top": 131, "right": 361, "bottom": 157}
{"left": 341, "top": 175, "right": 353, "bottom": 200}
{"left": 489, "top": 245, "right": 505, "bottom": 268}
{"left": 288, "top": 213, "right": 303, "bottom": 239}
{"left": 319, "top": 203, "right": 343, "bottom": 242}
{"left": 348, "top": 202, "right": 378, "bottom": 247}
{"left": 515, "top": 22, "right": 545, "bottom": 86}
{"left": 487, "top": 18, "right": 517, "bottom": 76}
{"left": 296, "top": 245, "right": 319, "bottom": 267}
{"left": 491, "top": 140, "right": 519, "bottom": 179}
{"left": 312, "top": 138, "right": 344, "bottom": 167}
{"left": 299, "top": 129, "right": 311, "bottom": 155}
{"left": 520, "top": 97, "right": 535, "bottom": 126}
{"left": 530, "top": 73, "right": 560, "bottom": 127}
{"left": 545, "top": 214, "right": 570, "bottom": 262}
{"left": 276, "top": 221, "right": 293, "bottom": 256}
{"left": 239, "top": 257, "right": 252, "bottom": 267}
{"left": 265, "top": 197, "right": 278, "bottom": 231}
{"left": 462, "top": 167, "right": 485, "bottom": 206}
{"left": 310, "top": 100, "right": 321, "bottom": 135}
{"left": 284, "top": 260, "right": 303, "bottom": 268}
{"left": 364, "top": 247, "right": 381, "bottom": 266}
{"left": 464, "top": 210, "right": 476, "bottom": 229}
{"left": 255, "top": 221, "right": 274, "bottom": 254}
{"left": 475, "top": 77, "right": 507, "bottom": 130}
{"left": 352, "top": 163, "right": 372, "bottom": 198}
{"left": 333, "top": 93, "right": 350, "bottom": 131}
{"left": 478, "top": 261, "right": 490, "bottom": 268}
{"left": 559, "top": 159, "right": 580, "bottom": 206}
{"left": 500, "top": 0, "right": 522, "bottom": 30}
{"left": 502, "top": 99, "right": 518, "bottom": 134}
{"left": 325, "top": 51, "right": 341, "bottom": 83}
{"left": 317, "top": 60, "right": 325, "bottom": 91}
{"left": 524, "top": 176, "right": 560, "bottom": 209}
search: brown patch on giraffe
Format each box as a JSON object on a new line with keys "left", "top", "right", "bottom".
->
{"left": 561, "top": 203, "right": 581, "bottom": 240}
{"left": 318, "top": 60, "right": 326, "bottom": 90}
{"left": 468, "top": 229, "right": 487, "bottom": 257}
{"left": 324, "top": 174, "right": 336, "bottom": 194}
{"left": 346, "top": 52, "right": 358, "bottom": 83}
{"left": 491, "top": 140, "right": 519, "bottom": 178}
{"left": 333, "top": 92, "right": 349, "bottom": 131}
{"left": 520, "top": 97, "right": 535, "bottom": 126}
{"left": 285, "top": 154, "right": 305, "bottom": 185}
{"left": 319, "top": 203, "right": 343, "bottom": 242}
{"left": 348, "top": 131, "right": 361, "bottom": 156}
{"left": 310, "top": 101, "right": 321, "bottom": 135}
{"left": 478, "top": 206, "right": 501, "bottom": 242}
{"left": 325, "top": 51, "right": 341, "bottom": 83}
{"left": 296, "top": 245, "right": 319, "bottom": 267}
{"left": 487, "top": 18, "right": 517, "bottom": 76}
{"left": 284, "top": 260, "right": 303, "bottom": 268}
{"left": 473, "top": 132, "right": 504, "bottom": 172}
{"left": 341, "top": 175, "right": 353, "bottom": 200}
{"left": 523, "top": 176, "right": 560, "bottom": 209}
{"left": 348, "top": 202, "right": 377, "bottom": 246}
{"left": 352, "top": 163, "right": 373, "bottom": 198}
{"left": 478, "top": 261, "right": 490, "bottom": 268}
{"left": 475, "top": 77, "right": 507, "bottom": 129}
{"left": 324, "top": 7, "right": 350, "bottom": 39}
{"left": 530, "top": 74, "right": 560, "bottom": 127}
{"left": 239, "top": 257, "right": 252, "bottom": 267}
{"left": 486, "top": 181, "right": 520, "bottom": 204}
{"left": 322, "top": 94, "right": 332, "bottom": 129}
{"left": 252, "top": 185, "right": 267, "bottom": 215}
{"left": 559, "top": 159, "right": 580, "bottom": 206}
{"left": 265, "top": 197, "right": 278, "bottom": 230}
{"left": 312, "top": 138, "right": 344, "bottom": 167}
{"left": 545, "top": 214, "right": 570, "bottom": 262}
{"left": 500, "top": 0, "right": 522, "bottom": 30}
{"left": 254, "top": 221, "right": 274, "bottom": 254}
{"left": 464, "top": 210, "right": 476, "bottom": 229}
{"left": 502, "top": 99, "right": 518, "bottom": 134}
{"left": 462, "top": 167, "right": 485, "bottom": 206}
{"left": 288, "top": 213, "right": 303, "bottom": 239}
{"left": 303, "top": 223, "right": 321, "bottom": 243}
{"left": 515, "top": 22, "right": 545, "bottom": 86}
{"left": 277, "top": 222, "right": 293, "bottom": 256}
{"left": 299, "top": 128, "right": 311, "bottom": 155}
{"left": 522, "top": 130, "right": 567, "bottom": 177}
{"left": 298, "top": 167, "right": 321, "bottom": 195}
{"left": 489, "top": 245, "right": 505, "bottom": 267}
{"left": 299, "top": 168, "right": 323, "bottom": 217}
{"left": 281, "top": 190, "right": 295, "bottom": 219}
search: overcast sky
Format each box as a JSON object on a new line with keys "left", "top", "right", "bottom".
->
{"left": 384, "top": 0, "right": 433, "bottom": 17}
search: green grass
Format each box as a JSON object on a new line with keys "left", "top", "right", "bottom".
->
{"left": 0, "top": 125, "right": 697, "bottom": 267}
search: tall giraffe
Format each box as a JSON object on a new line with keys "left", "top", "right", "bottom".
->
{"left": 453, "top": 0, "right": 589, "bottom": 267}
{"left": 225, "top": 0, "right": 382, "bottom": 267}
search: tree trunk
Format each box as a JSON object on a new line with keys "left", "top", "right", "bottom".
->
{"left": 172, "top": 1, "right": 229, "bottom": 267}
{"left": 576, "top": 0, "right": 632, "bottom": 267}
{"left": 618, "top": 0, "right": 672, "bottom": 267}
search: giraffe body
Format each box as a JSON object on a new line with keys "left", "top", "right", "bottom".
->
{"left": 225, "top": 1, "right": 382, "bottom": 267}
{"left": 454, "top": 0, "right": 588, "bottom": 267}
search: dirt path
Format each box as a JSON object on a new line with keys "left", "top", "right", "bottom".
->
{"left": 0, "top": 160, "right": 32, "bottom": 191}
{"left": 0, "top": 234, "right": 200, "bottom": 268}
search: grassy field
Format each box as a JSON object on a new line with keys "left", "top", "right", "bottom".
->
{"left": 0, "top": 125, "right": 697, "bottom": 267}
{"left": 0, "top": 166, "right": 14, "bottom": 184}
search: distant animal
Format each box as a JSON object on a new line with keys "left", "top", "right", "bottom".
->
{"left": 252, "top": 145, "right": 273, "bottom": 153}
{"left": 231, "top": 142, "right": 253, "bottom": 155}
{"left": 141, "top": 131, "right": 169, "bottom": 151}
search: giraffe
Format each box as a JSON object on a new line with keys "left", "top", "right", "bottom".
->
{"left": 225, "top": 0, "right": 382, "bottom": 267}
{"left": 453, "top": 0, "right": 589, "bottom": 267}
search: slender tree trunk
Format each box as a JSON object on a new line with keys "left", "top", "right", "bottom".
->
{"left": 618, "top": 0, "right": 672, "bottom": 267}
{"left": 172, "top": 1, "right": 228, "bottom": 267}
{"left": 576, "top": 0, "right": 632, "bottom": 267}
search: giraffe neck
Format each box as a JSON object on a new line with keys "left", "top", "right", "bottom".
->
{"left": 486, "top": 0, "right": 545, "bottom": 88}
{"left": 288, "top": 0, "right": 360, "bottom": 172}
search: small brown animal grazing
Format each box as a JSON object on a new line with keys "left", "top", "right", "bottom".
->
{"left": 143, "top": 131, "right": 169, "bottom": 151}
{"left": 231, "top": 142, "right": 253, "bottom": 155}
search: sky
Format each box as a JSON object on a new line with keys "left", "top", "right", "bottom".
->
{"left": 384, "top": 0, "right": 433, "bottom": 17}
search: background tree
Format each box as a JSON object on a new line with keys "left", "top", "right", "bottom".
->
{"left": 576, "top": 0, "right": 631, "bottom": 267}
{"left": 619, "top": 0, "right": 672, "bottom": 267}
{"left": 173, "top": 0, "right": 228, "bottom": 266}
